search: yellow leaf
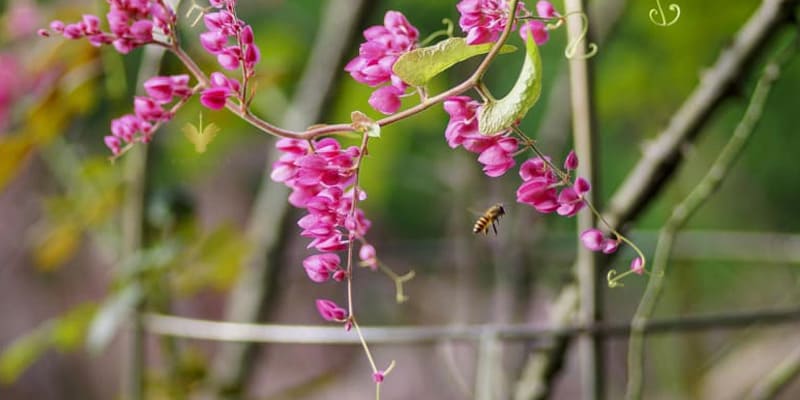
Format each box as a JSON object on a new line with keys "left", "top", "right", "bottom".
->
{"left": 0, "top": 135, "right": 34, "bottom": 192}
{"left": 32, "top": 222, "right": 81, "bottom": 271}
{"left": 182, "top": 113, "right": 220, "bottom": 153}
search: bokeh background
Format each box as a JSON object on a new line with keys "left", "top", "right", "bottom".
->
{"left": 1, "top": 0, "right": 800, "bottom": 399}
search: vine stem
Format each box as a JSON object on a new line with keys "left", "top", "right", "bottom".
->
{"left": 624, "top": 38, "right": 796, "bottom": 400}
{"left": 161, "top": 0, "right": 521, "bottom": 141}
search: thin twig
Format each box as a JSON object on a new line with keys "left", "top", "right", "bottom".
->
{"left": 625, "top": 37, "right": 797, "bottom": 400}
{"left": 749, "top": 343, "right": 800, "bottom": 399}
{"left": 142, "top": 306, "right": 800, "bottom": 344}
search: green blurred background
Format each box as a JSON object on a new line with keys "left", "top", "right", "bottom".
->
{"left": 1, "top": 0, "right": 799, "bottom": 399}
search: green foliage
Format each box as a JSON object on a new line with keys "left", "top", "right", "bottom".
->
{"left": 478, "top": 34, "right": 542, "bottom": 134}
{"left": 87, "top": 285, "right": 143, "bottom": 354}
{"left": 0, "top": 304, "right": 96, "bottom": 384}
{"left": 393, "top": 37, "right": 516, "bottom": 86}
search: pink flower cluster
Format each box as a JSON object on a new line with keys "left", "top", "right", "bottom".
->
{"left": 443, "top": 96, "right": 519, "bottom": 177}
{"left": 345, "top": 11, "right": 419, "bottom": 115}
{"left": 199, "top": 6, "right": 260, "bottom": 73}
{"left": 270, "top": 138, "right": 373, "bottom": 274}
{"left": 104, "top": 75, "right": 192, "bottom": 155}
{"left": 41, "top": 0, "right": 176, "bottom": 54}
{"left": 197, "top": 2, "right": 260, "bottom": 111}
{"left": 271, "top": 138, "right": 378, "bottom": 322}
{"left": 456, "top": 0, "right": 557, "bottom": 45}
{"left": 516, "top": 151, "right": 590, "bottom": 217}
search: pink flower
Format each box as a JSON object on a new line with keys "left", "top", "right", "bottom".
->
{"left": 519, "top": 20, "right": 549, "bottom": 45}
{"left": 630, "top": 257, "right": 644, "bottom": 275}
{"left": 373, "top": 371, "right": 385, "bottom": 383}
{"left": 316, "top": 299, "right": 348, "bottom": 322}
{"left": 536, "top": 1, "right": 558, "bottom": 18}
{"left": 359, "top": 244, "right": 378, "bottom": 270}
{"left": 580, "top": 228, "right": 621, "bottom": 254}
{"left": 602, "top": 239, "right": 620, "bottom": 254}
{"left": 443, "top": 96, "right": 518, "bottom": 177}
{"left": 345, "top": 11, "right": 418, "bottom": 114}
{"left": 303, "top": 253, "right": 342, "bottom": 283}
{"left": 443, "top": 96, "right": 481, "bottom": 149}
{"left": 556, "top": 177, "right": 590, "bottom": 217}
{"left": 133, "top": 96, "right": 168, "bottom": 121}
{"left": 200, "top": 87, "right": 231, "bottom": 110}
{"left": 516, "top": 157, "right": 560, "bottom": 212}
{"left": 517, "top": 178, "right": 559, "bottom": 213}
{"left": 580, "top": 229, "right": 604, "bottom": 251}
{"left": 457, "top": 0, "right": 529, "bottom": 45}
{"left": 477, "top": 136, "right": 518, "bottom": 177}
{"left": 104, "top": 135, "right": 122, "bottom": 155}
{"left": 369, "top": 85, "right": 403, "bottom": 115}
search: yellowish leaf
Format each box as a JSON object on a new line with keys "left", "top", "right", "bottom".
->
{"left": 182, "top": 114, "right": 220, "bottom": 153}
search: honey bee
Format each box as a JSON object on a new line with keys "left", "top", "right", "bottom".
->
{"left": 473, "top": 203, "right": 505, "bottom": 235}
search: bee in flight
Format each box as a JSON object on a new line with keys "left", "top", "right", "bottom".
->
{"left": 473, "top": 203, "right": 506, "bottom": 235}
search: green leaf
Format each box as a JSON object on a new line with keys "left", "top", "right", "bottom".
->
{"left": 0, "top": 303, "right": 95, "bottom": 384}
{"left": 393, "top": 38, "right": 517, "bottom": 87}
{"left": 87, "top": 285, "right": 142, "bottom": 354}
{"left": 478, "top": 34, "right": 543, "bottom": 135}
{"left": 50, "top": 304, "right": 97, "bottom": 351}
{"left": 0, "top": 329, "right": 49, "bottom": 384}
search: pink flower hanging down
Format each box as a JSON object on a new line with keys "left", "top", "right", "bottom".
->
{"left": 443, "top": 96, "right": 519, "bottom": 177}
{"left": 345, "top": 11, "right": 419, "bottom": 115}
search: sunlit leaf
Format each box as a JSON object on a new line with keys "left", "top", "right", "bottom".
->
{"left": 478, "top": 34, "right": 542, "bottom": 135}
{"left": 0, "top": 303, "right": 95, "bottom": 384}
{"left": 0, "top": 135, "right": 34, "bottom": 192}
{"left": 0, "top": 329, "right": 49, "bottom": 384}
{"left": 50, "top": 304, "right": 97, "bottom": 351}
{"left": 32, "top": 221, "right": 81, "bottom": 272}
{"left": 182, "top": 114, "right": 220, "bottom": 154}
{"left": 87, "top": 285, "right": 142, "bottom": 354}
{"left": 393, "top": 38, "right": 517, "bottom": 87}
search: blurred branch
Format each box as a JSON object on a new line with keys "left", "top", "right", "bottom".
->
{"left": 142, "top": 306, "right": 800, "bottom": 344}
{"left": 562, "top": 0, "right": 602, "bottom": 399}
{"left": 206, "top": 0, "right": 373, "bottom": 397}
{"left": 122, "top": 44, "right": 167, "bottom": 400}
{"left": 625, "top": 35, "right": 796, "bottom": 400}
{"left": 516, "top": 1, "right": 799, "bottom": 398}
{"left": 604, "top": 0, "right": 799, "bottom": 228}
{"left": 749, "top": 343, "right": 800, "bottom": 399}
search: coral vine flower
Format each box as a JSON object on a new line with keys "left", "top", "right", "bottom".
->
{"left": 43, "top": 0, "right": 177, "bottom": 54}
{"left": 345, "top": 11, "right": 418, "bottom": 115}
{"left": 516, "top": 152, "right": 590, "bottom": 216}
{"left": 443, "top": 96, "right": 519, "bottom": 177}
{"left": 316, "top": 299, "right": 348, "bottom": 322}
{"left": 103, "top": 74, "right": 192, "bottom": 155}
{"left": 630, "top": 257, "right": 644, "bottom": 275}
{"left": 580, "top": 228, "right": 620, "bottom": 254}
{"left": 457, "top": 0, "right": 530, "bottom": 45}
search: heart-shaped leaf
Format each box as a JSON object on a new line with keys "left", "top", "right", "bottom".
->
{"left": 478, "top": 34, "right": 542, "bottom": 135}
{"left": 393, "top": 38, "right": 517, "bottom": 87}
